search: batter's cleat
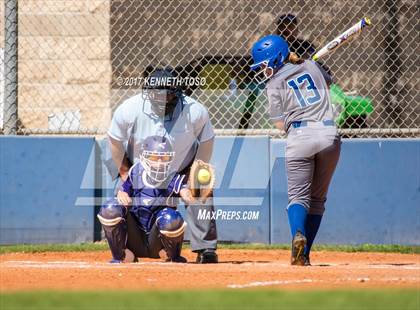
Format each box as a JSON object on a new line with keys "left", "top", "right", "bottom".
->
{"left": 196, "top": 249, "right": 218, "bottom": 264}
{"left": 109, "top": 259, "right": 123, "bottom": 264}
{"left": 304, "top": 254, "right": 311, "bottom": 266}
{"left": 291, "top": 231, "right": 307, "bottom": 266}
{"left": 166, "top": 256, "right": 187, "bottom": 263}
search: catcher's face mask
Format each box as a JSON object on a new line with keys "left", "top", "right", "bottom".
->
{"left": 140, "top": 150, "right": 175, "bottom": 183}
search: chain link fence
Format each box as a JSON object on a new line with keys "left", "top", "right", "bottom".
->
{"left": 1, "top": 0, "right": 419, "bottom": 137}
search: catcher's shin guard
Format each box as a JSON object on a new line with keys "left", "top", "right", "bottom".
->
{"left": 156, "top": 208, "right": 187, "bottom": 261}
{"left": 97, "top": 199, "right": 128, "bottom": 261}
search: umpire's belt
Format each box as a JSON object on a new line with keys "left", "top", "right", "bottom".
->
{"left": 291, "top": 120, "right": 335, "bottom": 129}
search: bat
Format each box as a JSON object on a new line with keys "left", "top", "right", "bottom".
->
{"left": 312, "top": 17, "right": 371, "bottom": 61}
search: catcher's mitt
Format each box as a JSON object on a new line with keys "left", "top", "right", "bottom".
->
{"left": 188, "top": 160, "right": 215, "bottom": 203}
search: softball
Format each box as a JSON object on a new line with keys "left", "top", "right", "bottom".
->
{"left": 197, "top": 168, "right": 211, "bottom": 184}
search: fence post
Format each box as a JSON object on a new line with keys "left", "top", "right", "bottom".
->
{"left": 383, "top": 0, "right": 402, "bottom": 127}
{"left": 4, "top": 0, "right": 18, "bottom": 135}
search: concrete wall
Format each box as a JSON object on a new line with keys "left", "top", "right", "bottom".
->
{"left": 17, "top": 0, "right": 111, "bottom": 130}
{"left": 1, "top": 136, "right": 419, "bottom": 245}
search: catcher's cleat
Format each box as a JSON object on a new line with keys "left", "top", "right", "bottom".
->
{"left": 166, "top": 256, "right": 188, "bottom": 263}
{"left": 196, "top": 249, "right": 218, "bottom": 264}
{"left": 124, "top": 248, "right": 136, "bottom": 263}
{"left": 291, "top": 231, "right": 307, "bottom": 266}
{"left": 109, "top": 249, "right": 137, "bottom": 264}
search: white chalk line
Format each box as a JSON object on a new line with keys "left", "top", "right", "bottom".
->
{"left": 228, "top": 279, "right": 314, "bottom": 288}
{"left": 227, "top": 277, "right": 420, "bottom": 289}
{"left": 1, "top": 260, "right": 419, "bottom": 271}
{"left": 0, "top": 260, "right": 187, "bottom": 269}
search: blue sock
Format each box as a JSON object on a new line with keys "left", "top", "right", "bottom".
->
{"left": 304, "top": 214, "right": 323, "bottom": 257}
{"left": 287, "top": 203, "right": 308, "bottom": 237}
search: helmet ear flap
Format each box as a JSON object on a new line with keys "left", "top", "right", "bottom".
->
{"left": 272, "top": 51, "right": 286, "bottom": 69}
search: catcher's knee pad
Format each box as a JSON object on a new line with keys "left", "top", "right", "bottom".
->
{"left": 97, "top": 199, "right": 128, "bottom": 261}
{"left": 156, "top": 208, "right": 186, "bottom": 237}
{"left": 156, "top": 208, "right": 186, "bottom": 259}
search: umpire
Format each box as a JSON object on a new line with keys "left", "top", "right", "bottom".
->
{"left": 275, "top": 14, "right": 317, "bottom": 59}
{"left": 275, "top": 14, "right": 331, "bottom": 75}
{"left": 107, "top": 68, "right": 218, "bottom": 263}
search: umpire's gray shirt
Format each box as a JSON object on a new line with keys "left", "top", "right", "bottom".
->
{"left": 108, "top": 94, "right": 214, "bottom": 173}
{"left": 266, "top": 60, "right": 335, "bottom": 131}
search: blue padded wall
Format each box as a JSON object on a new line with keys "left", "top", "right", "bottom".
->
{"left": 0, "top": 137, "right": 96, "bottom": 244}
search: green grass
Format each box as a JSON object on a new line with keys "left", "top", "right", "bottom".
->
{"left": 1, "top": 242, "right": 419, "bottom": 255}
{"left": 1, "top": 290, "right": 419, "bottom": 310}
{"left": 0, "top": 242, "right": 108, "bottom": 254}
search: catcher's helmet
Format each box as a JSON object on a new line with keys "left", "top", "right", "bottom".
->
{"left": 250, "top": 35, "right": 289, "bottom": 84}
{"left": 143, "top": 68, "right": 183, "bottom": 117}
{"left": 139, "top": 135, "right": 175, "bottom": 183}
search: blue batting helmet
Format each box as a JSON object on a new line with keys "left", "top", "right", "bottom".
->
{"left": 139, "top": 135, "right": 175, "bottom": 183}
{"left": 250, "top": 34, "right": 289, "bottom": 84}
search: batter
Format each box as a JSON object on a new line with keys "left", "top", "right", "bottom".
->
{"left": 250, "top": 34, "right": 341, "bottom": 266}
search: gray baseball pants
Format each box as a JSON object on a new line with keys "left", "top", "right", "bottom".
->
{"left": 286, "top": 125, "right": 341, "bottom": 215}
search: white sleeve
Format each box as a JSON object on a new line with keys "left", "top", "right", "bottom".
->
{"left": 196, "top": 108, "right": 215, "bottom": 142}
{"left": 107, "top": 105, "right": 129, "bottom": 142}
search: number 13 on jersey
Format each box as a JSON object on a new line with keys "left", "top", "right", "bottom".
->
{"left": 287, "top": 73, "right": 321, "bottom": 108}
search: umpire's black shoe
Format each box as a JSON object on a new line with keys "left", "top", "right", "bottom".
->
{"left": 166, "top": 256, "right": 187, "bottom": 263}
{"left": 291, "top": 231, "right": 307, "bottom": 266}
{"left": 196, "top": 249, "right": 218, "bottom": 264}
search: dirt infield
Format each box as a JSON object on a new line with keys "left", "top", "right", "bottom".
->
{"left": 1, "top": 250, "right": 419, "bottom": 291}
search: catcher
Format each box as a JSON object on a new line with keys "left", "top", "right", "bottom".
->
{"left": 98, "top": 135, "right": 215, "bottom": 263}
